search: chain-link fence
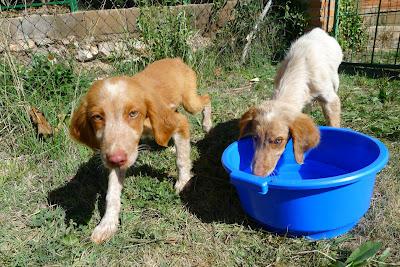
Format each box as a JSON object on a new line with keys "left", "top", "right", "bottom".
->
{"left": 335, "top": 0, "right": 400, "bottom": 69}
{"left": 0, "top": 1, "right": 328, "bottom": 67}
{"left": 0, "top": 0, "right": 227, "bottom": 63}
{"left": 1, "top": 0, "right": 399, "bottom": 69}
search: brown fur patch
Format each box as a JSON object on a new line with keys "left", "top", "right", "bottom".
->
{"left": 69, "top": 98, "right": 100, "bottom": 149}
{"left": 239, "top": 107, "right": 257, "bottom": 139}
{"left": 289, "top": 113, "right": 320, "bottom": 164}
{"left": 145, "top": 95, "right": 179, "bottom": 147}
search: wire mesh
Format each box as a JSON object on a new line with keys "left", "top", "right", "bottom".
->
{"left": 0, "top": 0, "right": 222, "bottom": 64}
{"left": 1, "top": 0, "right": 399, "bottom": 69}
{"left": 337, "top": 0, "right": 400, "bottom": 68}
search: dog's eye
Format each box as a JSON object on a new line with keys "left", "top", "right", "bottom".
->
{"left": 92, "top": 114, "right": 103, "bottom": 121}
{"left": 129, "top": 111, "right": 139, "bottom": 118}
{"left": 274, "top": 138, "right": 283, "bottom": 145}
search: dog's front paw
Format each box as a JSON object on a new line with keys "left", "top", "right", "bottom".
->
{"left": 91, "top": 220, "right": 118, "bottom": 244}
{"left": 202, "top": 122, "right": 212, "bottom": 133}
{"left": 174, "top": 178, "right": 192, "bottom": 194}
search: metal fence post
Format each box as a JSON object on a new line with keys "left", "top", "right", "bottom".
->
{"left": 395, "top": 35, "right": 400, "bottom": 65}
{"left": 371, "top": 0, "right": 382, "bottom": 64}
{"left": 333, "top": 0, "right": 340, "bottom": 38}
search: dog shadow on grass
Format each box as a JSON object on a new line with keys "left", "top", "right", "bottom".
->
{"left": 48, "top": 120, "right": 253, "bottom": 227}
{"left": 47, "top": 155, "right": 107, "bottom": 225}
{"left": 182, "top": 119, "right": 255, "bottom": 226}
{"left": 47, "top": 155, "right": 166, "bottom": 226}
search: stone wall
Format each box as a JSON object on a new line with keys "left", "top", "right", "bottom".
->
{"left": 0, "top": 1, "right": 236, "bottom": 42}
{"left": 0, "top": 1, "right": 236, "bottom": 61}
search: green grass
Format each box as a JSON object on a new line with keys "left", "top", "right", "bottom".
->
{"left": 0, "top": 51, "right": 399, "bottom": 266}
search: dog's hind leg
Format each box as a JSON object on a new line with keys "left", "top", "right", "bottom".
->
{"left": 182, "top": 70, "right": 212, "bottom": 132}
{"left": 182, "top": 91, "right": 212, "bottom": 132}
{"left": 320, "top": 93, "right": 341, "bottom": 127}
{"left": 201, "top": 99, "right": 212, "bottom": 133}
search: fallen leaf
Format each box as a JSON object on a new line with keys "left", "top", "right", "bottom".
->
{"left": 214, "top": 67, "right": 222, "bottom": 77}
{"left": 29, "top": 107, "right": 53, "bottom": 138}
{"left": 54, "top": 113, "right": 67, "bottom": 133}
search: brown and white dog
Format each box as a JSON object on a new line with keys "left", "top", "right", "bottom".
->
{"left": 239, "top": 28, "right": 343, "bottom": 177}
{"left": 70, "top": 58, "right": 212, "bottom": 243}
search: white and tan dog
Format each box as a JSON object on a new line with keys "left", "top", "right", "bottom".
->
{"left": 240, "top": 28, "right": 343, "bottom": 177}
{"left": 70, "top": 58, "right": 212, "bottom": 243}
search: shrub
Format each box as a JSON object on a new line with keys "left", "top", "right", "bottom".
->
{"left": 137, "top": 6, "right": 194, "bottom": 64}
{"left": 217, "top": 0, "right": 309, "bottom": 63}
{"left": 337, "top": 0, "right": 368, "bottom": 52}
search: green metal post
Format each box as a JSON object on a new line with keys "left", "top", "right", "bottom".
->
{"left": 69, "top": 0, "right": 78, "bottom": 12}
{"left": 394, "top": 34, "right": 399, "bottom": 65}
{"left": 333, "top": 0, "right": 340, "bottom": 39}
{"left": 0, "top": 0, "right": 78, "bottom": 12}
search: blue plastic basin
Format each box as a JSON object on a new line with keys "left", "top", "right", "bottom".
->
{"left": 221, "top": 126, "right": 389, "bottom": 240}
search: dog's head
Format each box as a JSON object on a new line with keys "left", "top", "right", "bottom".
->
{"left": 70, "top": 76, "right": 179, "bottom": 170}
{"left": 239, "top": 101, "right": 320, "bottom": 176}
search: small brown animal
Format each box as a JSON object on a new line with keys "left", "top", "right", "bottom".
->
{"left": 70, "top": 58, "right": 212, "bottom": 243}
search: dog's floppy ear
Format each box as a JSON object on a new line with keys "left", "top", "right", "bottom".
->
{"left": 70, "top": 97, "right": 99, "bottom": 150}
{"left": 289, "top": 113, "right": 320, "bottom": 164}
{"left": 145, "top": 93, "right": 178, "bottom": 147}
{"left": 239, "top": 107, "right": 258, "bottom": 139}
